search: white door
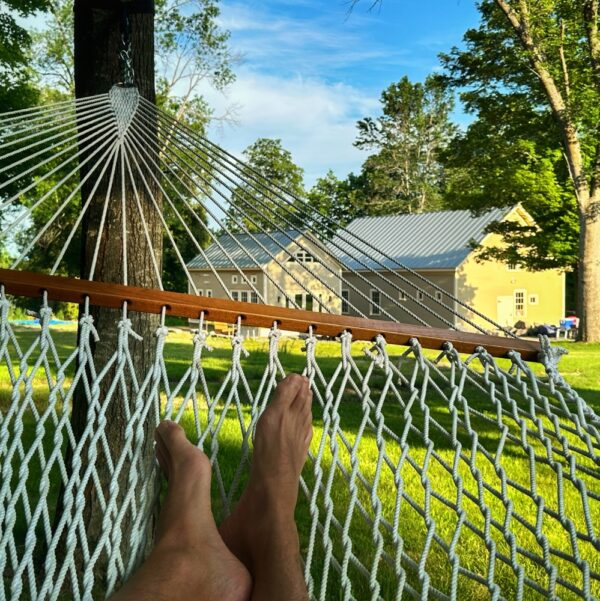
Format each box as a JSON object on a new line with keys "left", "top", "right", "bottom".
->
{"left": 497, "top": 296, "right": 515, "bottom": 327}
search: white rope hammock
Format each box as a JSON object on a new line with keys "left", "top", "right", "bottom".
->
{"left": 0, "top": 86, "right": 599, "bottom": 600}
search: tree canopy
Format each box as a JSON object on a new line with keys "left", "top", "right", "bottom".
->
{"left": 441, "top": 0, "right": 600, "bottom": 340}
{"left": 226, "top": 138, "right": 306, "bottom": 233}
{"left": 0, "top": 0, "right": 47, "bottom": 111}
{"left": 8, "top": 0, "right": 235, "bottom": 292}
{"left": 441, "top": 93, "right": 578, "bottom": 271}
{"left": 352, "top": 75, "right": 456, "bottom": 215}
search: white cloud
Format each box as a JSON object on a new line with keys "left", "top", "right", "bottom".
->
{"left": 201, "top": 69, "right": 377, "bottom": 187}
{"left": 216, "top": 2, "right": 417, "bottom": 78}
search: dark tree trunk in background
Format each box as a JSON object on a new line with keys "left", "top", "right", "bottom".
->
{"left": 63, "top": 0, "right": 163, "bottom": 593}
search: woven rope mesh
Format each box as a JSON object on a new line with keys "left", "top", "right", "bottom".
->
{"left": 1, "top": 294, "right": 598, "bottom": 600}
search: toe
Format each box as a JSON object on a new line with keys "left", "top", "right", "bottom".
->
{"left": 291, "top": 379, "right": 312, "bottom": 412}
{"left": 273, "top": 374, "right": 307, "bottom": 407}
{"left": 156, "top": 421, "right": 210, "bottom": 479}
{"left": 156, "top": 420, "right": 187, "bottom": 451}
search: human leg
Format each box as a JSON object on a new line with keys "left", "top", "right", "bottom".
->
{"left": 110, "top": 421, "right": 252, "bottom": 601}
{"left": 219, "top": 374, "right": 313, "bottom": 601}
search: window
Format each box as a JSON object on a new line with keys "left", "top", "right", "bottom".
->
{"left": 416, "top": 291, "right": 424, "bottom": 302}
{"left": 240, "top": 291, "right": 248, "bottom": 303}
{"left": 341, "top": 290, "right": 349, "bottom": 314}
{"left": 295, "top": 293, "right": 303, "bottom": 309}
{"left": 197, "top": 289, "right": 203, "bottom": 296}
{"left": 435, "top": 291, "right": 443, "bottom": 302}
{"left": 251, "top": 291, "right": 258, "bottom": 304}
{"left": 370, "top": 290, "right": 381, "bottom": 315}
{"left": 231, "top": 291, "right": 239, "bottom": 302}
{"left": 399, "top": 291, "right": 407, "bottom": 301}
{"left": 251, "top": 275, "right": 258, "bottom": 284}
{"left": 305, "top": 294, "right": 313, "bottom": 312}
{"left": 232, "top": 275, "right": 238, "bottom": 284}
{"left": 277, "top": 295, "right": 282, "bottom": 305}
{"left": 529, "top": 294, "right": 539, "bottom": 305}
{"left": 507, "top": 263, "right": 519, "bottom": 271}
{"left": 288, "top": 250, "right": 315, "bottom": 263}
{"left": 318, "top": 294, "right": 323, "bottom": 313}
{"left": 514, "top": 289, "right": 526, "bottom": 317}
{"left": 205, "top": 289, "right": 212, "bottom": 298}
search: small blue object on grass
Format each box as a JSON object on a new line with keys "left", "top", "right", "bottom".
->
{"left": 9, "top": 319, "right": 75, "bottom": 326}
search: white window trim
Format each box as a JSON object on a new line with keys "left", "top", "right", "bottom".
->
{"left": 370, "top": 289, "right": 381, "bottom": 316}
{"left": 232, "top": 289, "right": 258, "bottom": 303}
{"left": 250, "top": 275, "right": 258, "bottom": 284}
{"left": 435, "top": 290, "right": 443, "bottom": 302}
{"left": 231, "top": 275, "right": 238, "bottom": 284}
{"left": 514, "top": 288, "right": 527, "bottom": 318}
{"left": 399, "top": 291, "right": 408, "bottom": 302}
{"left": 416, "top": 291, "right": 424, "bottom": 302}
{"left": 205, "top": 289, "right": 212, "bottom": 298}
{"left": 341, "top": 289, "right": 350, "bottom": 314}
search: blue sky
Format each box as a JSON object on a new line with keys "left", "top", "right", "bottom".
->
{"left": 202, "top": 0, "right": 482, "bottom": 186}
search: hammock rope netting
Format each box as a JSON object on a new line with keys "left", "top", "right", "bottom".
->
{"left": 0, "top": 86, "right": 598, "bottom": 600}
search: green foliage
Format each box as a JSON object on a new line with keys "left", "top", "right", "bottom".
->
{"left": 306, "top": 170, "right": 365, "bottom": 240}
{"left": 0, "top": 0, "right": 47, "bottom": 112}
{"left": 163, "top": 198, "right": 210, "bottom": 292}
{"left": 442, "top": 98, "right": 578, "bottom": 269}
{"left": 352, "top": 75, "right": 456, "bottom": 215}
{"left": 440, "top": 0, "right": 599, "bottom": 272}
{"left": 226, "top": 138, "right": 307, "bottom": 233}
{"left": 155, "top": 0, "right": 235, "bottom": 93}
{"left": 0, "top": 245, "right": 11, "bottom": 268}
{"left": 11, "top": 0, "right": 235, "bottom": 293}
{"left": 30, "top": 0, "right": 73, "bottom": 93}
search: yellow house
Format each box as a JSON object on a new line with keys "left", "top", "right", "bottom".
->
{"left": 332, "top": 206, "right": 565, "bottom": 333}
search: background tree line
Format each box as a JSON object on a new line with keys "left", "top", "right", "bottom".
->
{"left": 1, "top": 0, "right": 597, "bottom": 339}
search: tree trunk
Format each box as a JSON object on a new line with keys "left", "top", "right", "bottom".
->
{"left": 579, "top": 197, "right": 600, "bottom": 341}
{"left": 62, "top": 0, "right": 163, "bottom": 594}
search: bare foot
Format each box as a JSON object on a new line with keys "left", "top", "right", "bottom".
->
{"left": 220, "top": 374, "right": 313, "bottom": 601}
{"left": 111, "top": 421, "right": 252, "bottom": 601}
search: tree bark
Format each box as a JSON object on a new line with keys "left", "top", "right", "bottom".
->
{"left": 61, "top": 0, "right": 163, "bottom": 593}
{"left": 579, "top": 195, "right": 600, "bottom": 340}
{"left": 494, "top": 0, "right": 600, "bottom": 341}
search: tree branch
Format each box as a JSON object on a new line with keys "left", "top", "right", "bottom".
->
{"left": 494, "top": 0, "right": 589, "bottom": 207}
{"left": 583, "top": 1, "right": 600, "bottom": 201}
{"left": 558, "top": 18, "right": 571, "bottom": 103}
{"left": 584, "top": 0, "right": 600, "bottom": 93}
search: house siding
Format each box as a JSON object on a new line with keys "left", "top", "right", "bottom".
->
{"left": 456, "top": 252, "right": 564, "bottom": 331}
{"left": 455, "top": 207, "right": 565, "bottom": 332}
{"left": 188, "top": 269, "right": 265, "bottom": 300}
{"left": 266, "top": 235, "right": 342, "bottom": 313}
{"left": 188, "top": 234, "right": 343, "bottom": 315}
{"left": 341, "top": 270, "right": 457, "bottom": 328}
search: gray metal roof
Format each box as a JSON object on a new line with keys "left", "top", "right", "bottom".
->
{"left": 329, "top": 207, "right": 509, "bottom": 270}
{"left": 187, "top": 230, "right": 303, "bottom": 269}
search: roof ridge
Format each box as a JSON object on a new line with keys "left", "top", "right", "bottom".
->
{"left": 349, "top": 207, "right": 505, "bottom": 222}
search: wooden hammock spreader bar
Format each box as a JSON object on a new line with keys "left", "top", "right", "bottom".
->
{"left": 0, "top": 268, "right": 542, "bottom": 361}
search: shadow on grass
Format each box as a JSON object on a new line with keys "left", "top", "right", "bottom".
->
{"left": 2, "top": 330, "right": 599, "bottom": 600}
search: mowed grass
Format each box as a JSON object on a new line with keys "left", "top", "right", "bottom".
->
{"left": 1, "top": 325, "right": 599, "bottom": 600}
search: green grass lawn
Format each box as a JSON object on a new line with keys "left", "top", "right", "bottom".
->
{"left": 1, "top": 325, "right": 599, "bottom": 600}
